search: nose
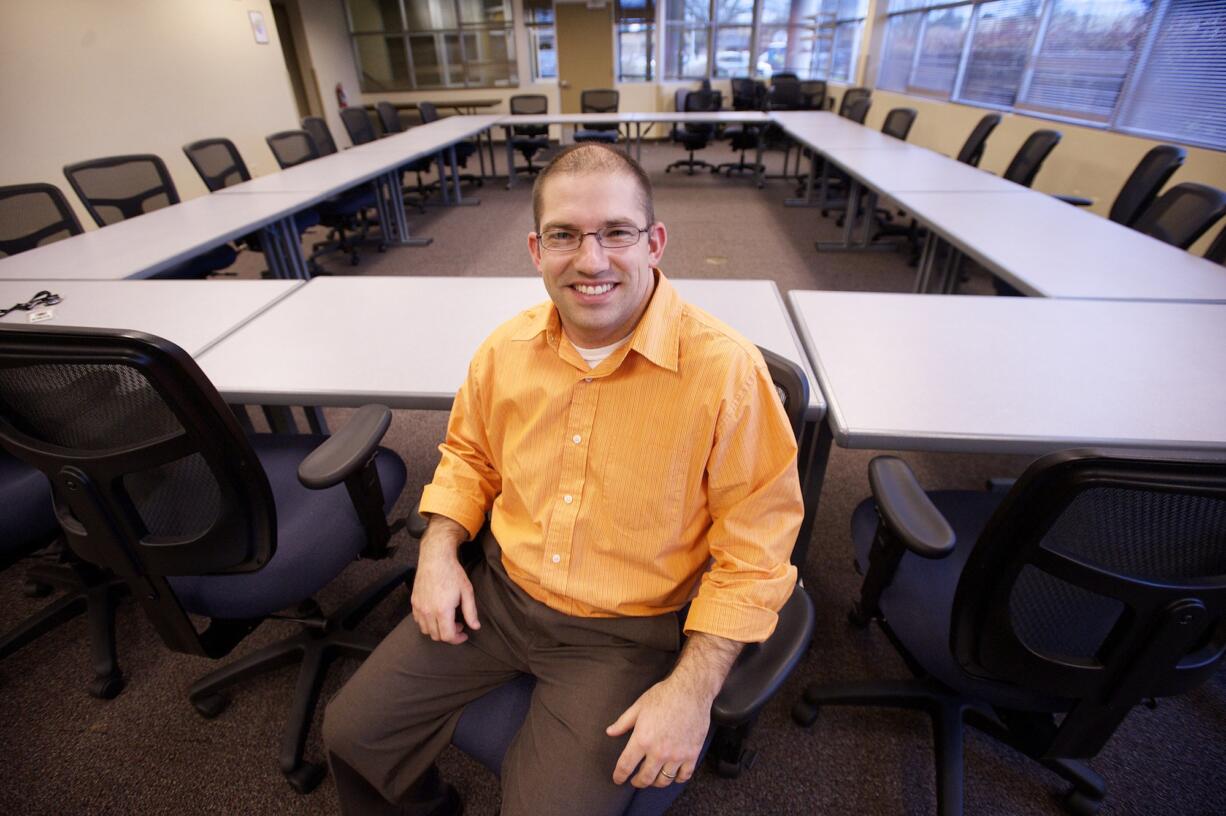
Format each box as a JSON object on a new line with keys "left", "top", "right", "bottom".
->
{"left": 571, "top": 232, "right": 608, "bottom": 273}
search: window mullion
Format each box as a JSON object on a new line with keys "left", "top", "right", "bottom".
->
{"left": 749, "top": 0, "right": 762, "bottom": 79}
{"left": 906, "top": 11, "right": 930, "bottom": 94}
{"left": 1016, "top": 0, "right": 1056, "bottom": 108}
{"left": 1111, "top": 0, "right": 1170, "bottom": 131}
{"left": 950, "top": 1, "right": 979, "bottom": 102}
{"left": 707, "top": 0, "right": 716, "bottom": 79}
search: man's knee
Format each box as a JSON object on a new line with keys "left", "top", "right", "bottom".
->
{"left": 321, "top": 683, "right": 364, "bottom": 760}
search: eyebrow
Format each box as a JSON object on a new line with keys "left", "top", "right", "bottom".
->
{"left": 540, "top": 218, "right": 640, "bottom": 231}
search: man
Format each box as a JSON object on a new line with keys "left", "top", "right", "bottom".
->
{"left": 323, "top": 143, "right": 802, "bottom": 816}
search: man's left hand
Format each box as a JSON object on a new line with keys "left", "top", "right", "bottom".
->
{"left": 606, "top": 676, "right": 709, "bottom": 788}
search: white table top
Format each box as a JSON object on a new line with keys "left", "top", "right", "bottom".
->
{"left": 889, "top": 190, "right": 1226, "bottom": 302}
{"left": 0, "top": 192, "right": 320, "bottom": 281}
{"left": 821, "top": 144, "right": 1027, "bottom": 194}
{"left": 0, "top": 279, "right": 301, "bottom": 355}
{"left": 499, "top": 111, "right": 770, "bottom": 126}
{"left": 788, "top": 290, "right": 1226, "bottom": 454}
{"left": 770, "top": 111, "right": 913, "bottom": 151}
{"left": 198, "top": 276, "right": 825, "bottom": 419}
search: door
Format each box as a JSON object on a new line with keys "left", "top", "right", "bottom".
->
{"left": 555, "top": 3, "right": 614, "bottom": 113}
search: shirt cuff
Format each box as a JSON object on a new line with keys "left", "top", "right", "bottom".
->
{"left": 419, "top": 484, "right": 488, "bottom": 540}
{"left": 683, "top": 597, "right": 779, "bottom": 644}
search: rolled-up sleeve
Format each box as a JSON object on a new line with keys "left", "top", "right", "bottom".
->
{"left": 419, "top": 352, "right": 501, "bottom": 539}
{"left": 683, "top": 358, "right": 802, "bottom": 643}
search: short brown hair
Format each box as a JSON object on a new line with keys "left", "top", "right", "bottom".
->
{"left": 531, "top": 143, "right": 655, "bottom": 232}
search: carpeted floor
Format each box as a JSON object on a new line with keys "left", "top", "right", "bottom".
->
{"left": 2, "top": 140, "right": 1222, "bottom": 816}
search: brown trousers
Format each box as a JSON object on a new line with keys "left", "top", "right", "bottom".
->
{"left": 322, "top": 534, "right": 682, "bottom": 816}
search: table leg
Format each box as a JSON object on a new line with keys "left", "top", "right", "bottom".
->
{"left": 304, "top": 406, "right": 329, "bottom": 435}
{"left": 816, "top": 179, "right": 899, "bottom": 253}
{"left": 913, "top": 230, "right": 937, "bottom": 293}
{"left": 792, "top": 418, "right": 833, "bottom": 574}
{"left": 260, "top": 215, "right": 310, "bottom": 279}
{"left": 448, "top": 145, "right": 478, "bottom": 206}
{"left": 505, "top": 129, "right": 519, "bottom": 190}
{"left": 378, "top": 172, "right": 432, "bottom": 247}
{"left": 784, "top": 149, "right": 821, "bottom": 207}
{"left": 754, "top": 138, "right": 766, "bottom": 188}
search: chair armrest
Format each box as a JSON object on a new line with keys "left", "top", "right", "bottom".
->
{"left": 298, "top": 403, "right": 392, "bottom": 489}
{"left": 711, "top": 584, "right": 815, "bottom": 726}
{"left": 1053, "top": 194, "right": 1093, "bottom": 207}
{"left": 868, "top": 456, "right": 955, "bottom": 559}
{"left": 985, "top": 477, "right": 1017, "bottom": 493}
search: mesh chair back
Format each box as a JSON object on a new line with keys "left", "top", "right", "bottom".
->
{"left": 418, "top": 101, "right": 440, "bottom": 124}
{"left": 799, "top": 80, "right": 827, "bottom": 110}
{"left": 838, "top": 87, "right": 871, "bottom": 117}
{"left": 62, "top": 154, "right": 180, "bottom": 227}
{"left": 955, "top": 114, "right": 1002, "bottom": 167}
{"left": 769, "top": 75, "right": 801, "bottom": 110}
{"left": 0, "top": 183, "right": 84, "bottom": 258}
{"left": 340, "top": 107, "right": 377, "bottom": 146}
{"left": 730, "top": 78, "right": 757, "bottom": 110}
{"left": 509, "top": 94, "right": 549, "bottom": 138}
{"left": 684, "top": 89, "right": 720, "bottom": 138}
{"left": 0, "top": 325, "right": 275, "bottom": 657}
{"left": 375, "top": 102, "right": 403, "bottom": 135}
{"left": 1109, "top": 144, "right": 1186, "bottom": 227}
{"left": 1206, "top": 224, "right": 1226, "bottom": 265}
{"left": 1131, "top": 182, "right": 1226, "bottom": 250}
{"left": 266, "top": 130, "right": 320, "bottom": 170}
{"left": 1002, "top": 130, "right": 1062, "bottom": 188}
{"left": 844, "top": 97, "right": 872, "bottom": 124}
{"left": 182, "top": 138, "right": 252, "bottom": 193}
{"left": 882, "top": 107, "right": 917, "bottom": 141}
{"left": 757, "top": 347, "right": 808, "bottom": 441}
{"left": 951, "top": 449, "right": 1226, "bottom": 757}
{"left": 580, "top": 88, "right": 619, "bottom": 132}
{"left": 302, "top": 117, "right": 339, "bottom": 156}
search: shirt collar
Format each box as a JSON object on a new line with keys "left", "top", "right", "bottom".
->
{"left": 511, "top": 269, "right": 682, "bottom": 374}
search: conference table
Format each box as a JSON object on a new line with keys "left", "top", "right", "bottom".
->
{"left": 787, "top": 290, "right": 1226, "bottom": 506}
{"left": 195, "top": 275, "right": 829, "bottom": 566}
{"left": 365, "top": 99, "right": 501, "bottom": 174}
{"left": 0, "top": 279, "right": 301, "bottom": 355}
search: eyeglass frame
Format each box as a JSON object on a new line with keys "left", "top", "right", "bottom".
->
{"left": 535, "top": 224, "right": 652, "bottom": 253}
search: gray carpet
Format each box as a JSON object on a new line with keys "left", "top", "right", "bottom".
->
{"left": 2, "top": 141, "right": 1222, "bottom": 816}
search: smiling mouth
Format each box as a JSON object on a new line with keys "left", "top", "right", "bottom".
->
{"left": 572, "top": 282, "right": 616, "bottom": 296}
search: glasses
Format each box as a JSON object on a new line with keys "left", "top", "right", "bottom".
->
{"left": 537, "top": 225, "right": 649, "bottom": 252}
{"left": 0, "top": 290, "right": 61, "bottom": 319}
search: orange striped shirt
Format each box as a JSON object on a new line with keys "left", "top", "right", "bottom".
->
{"left": 419, "top": 272, "right": 801, "bottom": 643}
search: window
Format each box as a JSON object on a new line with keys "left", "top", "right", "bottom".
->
{"left": 664, "top": 0, "right": 866, "bottom": 80}
{"left": 345, "top": 0, "right": 518, "bottom": 90}
{"left": 524, "top": 0, "right": 556, "bottom": 80}
{"left": 617, "top": 0, "right": 657, "bottom": 80}
{"left": 877, "top": 0, "right": 1226, "bottom": 151}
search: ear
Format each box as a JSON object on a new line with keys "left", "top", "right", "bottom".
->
{"left": 646, "top": 221, "right": 667, "bottom": 266}
{"left": 527, "top": 230, "right": 544, "bottom": 271}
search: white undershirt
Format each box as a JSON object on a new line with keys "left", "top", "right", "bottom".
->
{"left": 571, "top": 334, "right": 632, "bottom": 368}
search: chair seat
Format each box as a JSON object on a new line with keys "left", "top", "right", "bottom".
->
{"left": 574, "top": 129, "right": 618, "bottom": 143}
{"left": 851, "top": 489, "right": 1070, "bottom": 711}
{"left": 320, "top": 186, "right": 378, "bottom": 220}
{"left": 169, "top": 433, "right": 406, "bottom": 619}
{"left": 150, "top": 244, "right": 238, "bottom": 279}
{"left": 0, "top": 452, "right": 58, "bottom": 561}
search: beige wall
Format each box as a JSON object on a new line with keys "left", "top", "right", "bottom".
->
{"left": 0, "top": 0, "right": 303, "bottom": 228}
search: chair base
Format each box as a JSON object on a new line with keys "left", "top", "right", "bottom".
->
{"left": 0, "top": 558, "right": 128, "bottom": 699}
{"left": 187, "top": 563, "right": 416, "bottom": 794}
{"left": 793, "top": 676, "right": 1107, "bottom": 816}
{"left": 665, "top": 154, "right": 717, "bottom": 176}
{"left": 715, "top": 156, "right": 765, "bottom": 177}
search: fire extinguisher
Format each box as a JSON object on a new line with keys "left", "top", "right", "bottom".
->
{"left": 335, "top": 82, "right": 349, "bottom": 109}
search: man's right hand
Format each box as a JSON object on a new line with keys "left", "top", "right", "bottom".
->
{"left": 410, "top": 515, "right": 481, "bottom": 645}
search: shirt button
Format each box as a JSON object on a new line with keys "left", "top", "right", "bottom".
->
{"left": 563, "top": 494, "right": 573, "bottom": 504}
{"left": 584, "top": 377, "right": 592, "bottom": 383}
{"left": 551, "top": 553, "right": 561, "bottom": 564}
{"left": 572, "top": 434, "right": 581, "bottom": 445}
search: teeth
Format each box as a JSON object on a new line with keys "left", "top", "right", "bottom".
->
{"left": 575, "top": 283, "right": 614, "bottom": 295}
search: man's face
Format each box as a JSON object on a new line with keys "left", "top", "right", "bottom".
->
{"left": 528, "top": 171, "right": 667, "bottom": 349}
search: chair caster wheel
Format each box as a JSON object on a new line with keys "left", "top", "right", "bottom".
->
{"left": 90, "top": 674, "right": 125, "bottom": 700}
{"left": 285, "top": 761, "right": 327, "bottom": 794}
{"left": 22, "top": 579, "right": 52, "bottom": 598}
{"left": 791, "top": 699, "right": 819, "bottom": 727}
{"left": 192, "top": 691, "right": 229, "bottom": 719}
{"left": 1061, "top": 787, "right": 1103, "bottom": 815}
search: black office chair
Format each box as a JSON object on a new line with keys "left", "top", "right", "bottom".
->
{"left": 374, "top": 101, "right": 404, "bottom": 136}
{"left": 1131, "top": 182, "right": 1226, "bottom": 250}
{"left": 768, "top": 75, "right": 801, "bottom": 111}
{"left": 1205, "top": 223, "right": 1226, "bottom": 265}
{"left": 666, "top": 89, "right": 721, "bottom": 175}
{"left": 729, "top": 77, "right": 760, "bottom": 111}
{"left": 0, "top": 324, "right": 412, "bottom": 794}
{"left": 1055, "top": 145, "right": 1187, "bottom": 228}
{"left": 882, "top": 107, "right": 917, "bottom": 141}
{"left": 0, "top": 183, "right": 84, "bottom": 258}
{"left": 447, "top": 346, "right": 817, "bottom": 815}
{"left": 340, "top": 106, "right": 379, "bottom": 147}
{"left": 843, "top": 96, "right": 872, "bottom": 125}
{"left": 266, "top": 129, "right": 379, "bottom": 267}
{"left": 855, "top": 109, "right": 920, "bottom": 240}
{"left": 1002, "top": 130, "right": 1062, "bottom": 188}
{"left": 838, "top": 87, "right": 872, "bottom": 118}
{"left": 955, "top": 113, "right": 1002, "bottom": 167}
{"left": 417, "top": 102, "right": 482, "bottom": 188}
{"left": 62, "top": 154, "right": 237, "bottom": 278}
{"left": 793, "top": 449, "right": 1226, "bottom": 816}
{"left": 799, "top": 80, "right": 829, "bottom": 110}
{"left": 716, "top": 80, "right": 767, "bottom": 177}
{"left": 506, "top": 94, "right": 552, "bottom": 177}
{"left": 301, "top": 116, "right": 340, "bottom": 156}
{"left": 575, "top": 89, "right": 621, "bottom": 144}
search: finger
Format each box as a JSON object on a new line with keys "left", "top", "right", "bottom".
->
{"left": 459, "top": 583, "right": 481, "bottom": 631}
{"left": 605, "top": 700, "right": 639, "bottom": 737}
{"left": 650, "top": 766, "right": 676, "bottom": 789}
{"left": 436, "top": 607, "right": 459, "bottom": 643}
{"left": 631, "top": 757, "right": 664, "bottom": 789}
{"left": 425, "top": 614, "right": 442, "bottom": 642}
{"left": 674, "top": 761, "right": 696, "bottom": 785}
{"left": 611, "top": 743, "right": 645, "bottom": 786}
